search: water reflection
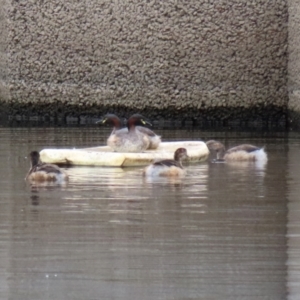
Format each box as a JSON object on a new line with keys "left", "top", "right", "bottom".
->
{"left": 287, "top": 141, "right": 300, "bottom": 300}
{"left": 30, "top": 191, "right": 40, "bottom": 206}
{"left": 0, "top": 127, "right": 292, "bottom": 299}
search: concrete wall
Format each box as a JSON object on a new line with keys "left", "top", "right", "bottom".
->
{"left": 0, "top": 0, "right": 288, "bottom": 125}
{"left": 0, "top": 0, "right": 10, "bottom": 104}
{"left": 288, "top": 0, "right": 300, "bottom": 127}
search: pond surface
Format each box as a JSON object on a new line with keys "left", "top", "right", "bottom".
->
{"left": 0, "top": 126, "right": 299, "bottom": 300}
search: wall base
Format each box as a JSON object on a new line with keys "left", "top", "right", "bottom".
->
{"left": 0, "top": 101, "right": 288, "bottom": 130}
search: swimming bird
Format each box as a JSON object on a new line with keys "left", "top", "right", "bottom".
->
{"left": 206, "top": 140, "right": 267, "bottom": 162}
{"left": 96, "top": 114, "right": 161, "bottom": 149}
{"left": 143, "top": 148, "right": 189, "bottom": 177}
{"left": 25, "top": 151, "right": 69, "bottom": 182}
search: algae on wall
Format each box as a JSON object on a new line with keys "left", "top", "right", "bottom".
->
{"left": 0, "top": 0, "right": 288, "bottom": 123}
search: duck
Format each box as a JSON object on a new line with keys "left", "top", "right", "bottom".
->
{"left": 25, "top": 151, "right": 69, "bottom": 182}
{"left": 206, "top": 140, "right": 267, "bottom": 162}
{"left": 143, "top": 148, "right": 189, "bottom": 177}
{"left": 96, "top": 114, "right": 161, "bottom": 149}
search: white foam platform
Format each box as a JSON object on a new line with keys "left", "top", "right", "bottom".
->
{"left": 40, "top": 141, "right": 209, "bottom": 167}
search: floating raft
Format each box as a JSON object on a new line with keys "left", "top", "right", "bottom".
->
{"left": 40, "top": 141, "right": 209, "bottom": 167}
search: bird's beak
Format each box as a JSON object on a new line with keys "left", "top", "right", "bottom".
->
{"left": 96, "top": 118, "right": 107, "bottom": 124}
{"left": 141, "top": 119, "right": 152, "bottom": 127}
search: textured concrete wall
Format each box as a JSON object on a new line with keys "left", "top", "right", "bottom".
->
{"left": 0, "top": 0, "right": 288, "bottom": 125}
{"left": 288, "top": 0, "right": 300, "bottom": 127}
{"left": 0, "top": 0, "right": 10, "bottom": 104}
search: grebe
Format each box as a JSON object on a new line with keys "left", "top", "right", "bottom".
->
{"left": 25, "top": 151, "right": 69, "bottom": 182}
{"left": 97, "top": 113, "right": 161, "bottom": 149}
{"left": 206, "top": 140, "right": 267, "bottom": 162}
{"left": 143, "top": 148, "right": 189, "bottom": 177}
{"left": 103, "top": 114, "right": 151, "bottom": 152}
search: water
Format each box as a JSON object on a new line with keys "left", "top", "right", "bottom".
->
{"left": 0, "top": 126, "right": 299, "bottom": 299}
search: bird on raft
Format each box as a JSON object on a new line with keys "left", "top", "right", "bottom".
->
{"left": 205, "top": 140, "right": 267, "bottom": 162}
{"left": 97, "top": 113, "right": 161, "bottom": 152}
{"left": 143, "top": 148, "right": 189, "bottom": 177}
{"left": 25, "top": 151, "right": 69, "bottom": 182}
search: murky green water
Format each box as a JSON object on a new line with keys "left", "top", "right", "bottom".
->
{"left": 0, "top": 126, "right": 299, "bottom": 299}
